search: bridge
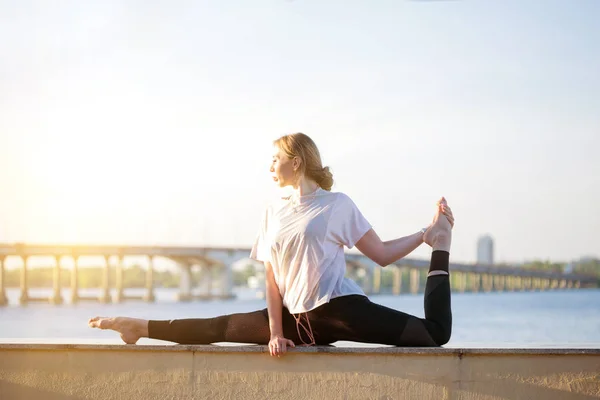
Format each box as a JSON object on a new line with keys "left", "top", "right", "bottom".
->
{"left": 0, "top": 243, "right": 596, "bottom": 306}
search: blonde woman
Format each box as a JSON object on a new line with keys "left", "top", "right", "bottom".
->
{"left": 89, "top": 133, "right": 455, "bottom": 357}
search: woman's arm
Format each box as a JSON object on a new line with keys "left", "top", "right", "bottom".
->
{"left": 265, "top": 261, "right": 284, "bottom": 337}
{"left": 264, "top": 261, "right": 295, "bottom": 356}
{"left": 355, "top": 201, "right": 455, "bottom": 267}
{"left": 355, "top": 229, "right": 424, "bottom": 267}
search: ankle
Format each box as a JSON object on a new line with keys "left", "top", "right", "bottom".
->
{"left": 138, "top": 319, "right": 149, "bottom": 337}
{"left": 431, "top": 233, "right": 451, "bottom": 252}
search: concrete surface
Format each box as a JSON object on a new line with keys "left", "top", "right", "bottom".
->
{"left": 1, "top": 344, "right": 599, "bottom": 399}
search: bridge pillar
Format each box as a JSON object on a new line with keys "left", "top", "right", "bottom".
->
{"left": 99, "top": 256, "right": 111, "bottom": 303}
{"left": 527, "top": 277, "right": 535, "bottom": 291}
{"left": 144, "top": 256, "right": 155, "bottom": 303}
{"left": 508, "top": 275, "right": 519, "bottom": 292}
{"left": 198, "top": 262, "right": 212, "bottom": 299}
{"left": 482, "top": 274, "right": 493, "bottom": 292}
{"left": 451, "top": 272, "right": 465, "bottom": 292}
{"left": 177, "top": 263, "right": 193, "bottom": 302}
{"left": 550, "top": 279, "right": 559, "bottom": 290}
{"left": 567, "top": 280, "right": 573, "bottom": 289}
{"left": 559, "top": 279, "right": 567, "bottom": 289}
{"left": 459, "top": 272, "right": 467, "bottom": 293}
{"left": 372, "top": 267, "right": 381, "bottom": 294}
{"left": 574, "top": 280, "right": 581, "bottom": 289}
{"left": 493, "top": 275, "right": 505, "bottom": 292}
{"left": 469, "top": 273, "right": 480, "bottom": 292}
{"left": 392, "top": 267, "right": 402, "bottom": 295}
{"left": 514, "top": 276, "right": 523, "bottom": 291}
{"left": 410, "top": 268, "right": 420, "bottom": 295}
{"left": 541, "top": 278, "right": 549, "bottom": 291}
{"left": 20, "top": 256, "right": 30, "bottom": 305}
{"left": 362, "top": 267, "right": 372, "bottom": 295}
{"left": 0, "top": 257, "right": 7, "bottom": 306}
{"left": 220, "top": 263, "right": 233, "bottom": 299}
{"left": 71, "top": 255, "right": 79, "bottom": 304}
{"left": 51, "top": 256, "right": 63, "bottom": 305}
{"left": 558, "top": 279, "right": 567, "bottom": 289}
{"left": 114, "top": 255, "right": 125, "bottom": 303}
{"left": 504, "top": 276, "right": 511, "bottom": 291}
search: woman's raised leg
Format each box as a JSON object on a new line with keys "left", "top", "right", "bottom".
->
{"left": 310, "top": 202, "right": 453, "bottom": 347}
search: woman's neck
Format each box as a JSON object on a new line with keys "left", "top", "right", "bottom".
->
{"left": 292, "top": 177, "right": 319, "bottom": 197}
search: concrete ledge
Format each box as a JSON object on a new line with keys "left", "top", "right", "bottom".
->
{"left": 1, "top": 344, "right": 599, "bottom": 399}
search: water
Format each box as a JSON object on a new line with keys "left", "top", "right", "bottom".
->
{"left": 1, "top": 287, "right": 599, "bottom": 348}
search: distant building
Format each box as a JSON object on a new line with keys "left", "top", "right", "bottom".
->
{"left": 477, "top": 235, "right": 494, "bottom": 265}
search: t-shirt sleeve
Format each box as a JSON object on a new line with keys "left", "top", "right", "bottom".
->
{"left": 330, "top": 193, "right": 372, "bottom": 249}
{"left": 250, "top": 206, "right": 272, "bottom": 263}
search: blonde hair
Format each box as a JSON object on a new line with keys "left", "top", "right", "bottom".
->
{"left": 274, "top": 132, "right": 334, "bottom": 191}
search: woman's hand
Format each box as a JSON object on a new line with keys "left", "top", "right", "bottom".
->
{"left": 269, "top": 334, "right": 295, "bottom": 357}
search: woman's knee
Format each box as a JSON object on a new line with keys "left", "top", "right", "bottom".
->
{"left": 431, "top": 324, "right": 451, "bottom": 346}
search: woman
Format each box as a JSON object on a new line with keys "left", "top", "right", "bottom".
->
{"left": 89, "top": 133, "right": 455, "bottom": 357}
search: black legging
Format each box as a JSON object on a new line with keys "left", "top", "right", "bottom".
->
{"left": 148, "top": 251, "right": 452, "bottom": 347}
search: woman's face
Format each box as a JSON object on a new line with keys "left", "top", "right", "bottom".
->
{"left": 270, "top": 145, "right": 297, "bottom": 187}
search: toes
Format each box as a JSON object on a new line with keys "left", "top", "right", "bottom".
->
{"left": 88, "top": 317, "right": 114, "bottom": 329}
{"left": 98, "top": 318, "right": 115, "bottom": 329}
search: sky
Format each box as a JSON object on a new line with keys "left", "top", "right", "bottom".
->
{"left": 0, "top": 0, "right": 598, "bottom": 266}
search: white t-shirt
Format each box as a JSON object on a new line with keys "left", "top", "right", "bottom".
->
{"left": 250, "top": 188, "right": 372, "bottom": 314}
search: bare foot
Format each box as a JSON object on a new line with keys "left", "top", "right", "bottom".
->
{"left": 437, "top": 196, "right": 455, "bottom": 227}
{"left": 88, "top": 316, "right": 149, "bottom": 344}
{"left": 424, "top": 201, "right": 452, "bottom": 252}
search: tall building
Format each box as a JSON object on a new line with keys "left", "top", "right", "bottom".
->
{"left": 477, "top": 235, "right": 494, "bottom": 265}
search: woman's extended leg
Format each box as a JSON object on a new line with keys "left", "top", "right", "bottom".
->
{"left": 89, "top": 311, "right": 273, "bottom": 345}
{"left": 146, "top": 311, "right": 274, "bottom": 344}
{"left": 89, "top": 308, "right": 302, "bottom": 345}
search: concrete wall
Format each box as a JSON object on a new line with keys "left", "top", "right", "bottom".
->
{"left": 1, "top": 344, "right": 599, "bottom": 400}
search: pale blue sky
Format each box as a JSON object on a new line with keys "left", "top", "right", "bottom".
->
{"left": 0, "top": 0, "right": 598, "bottom": 264}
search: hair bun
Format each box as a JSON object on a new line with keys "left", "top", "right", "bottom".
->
{"left": 319, "top": 166, "right": 334, "bottom": 191}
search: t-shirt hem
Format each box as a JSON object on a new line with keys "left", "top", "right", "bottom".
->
{"left": 286, "top": 291, "right": 366, "bottom": 314}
